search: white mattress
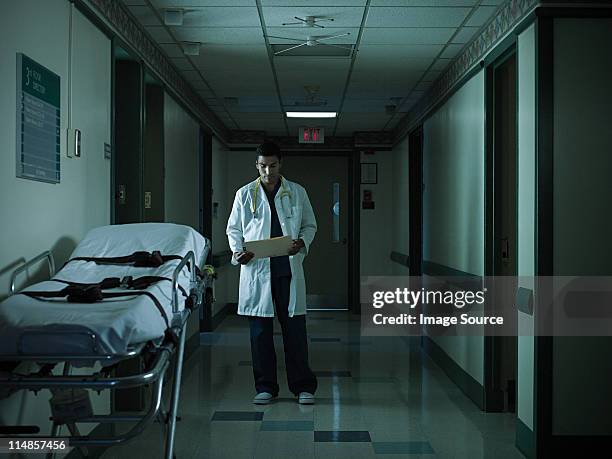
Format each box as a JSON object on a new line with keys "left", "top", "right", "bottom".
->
{"left": 0, "top": 223, "right": 210, "bottom": 358}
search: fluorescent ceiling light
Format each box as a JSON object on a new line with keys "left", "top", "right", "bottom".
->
{"left": 286, "top": 112, "right": 336, "bottom": 118}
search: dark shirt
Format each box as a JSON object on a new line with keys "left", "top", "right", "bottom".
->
{"left": 264, "top": 180, "right": 291, "bottom": 278}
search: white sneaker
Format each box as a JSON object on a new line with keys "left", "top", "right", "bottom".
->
{"left": 298, "top": 392, "right": 315, "bottom": 405}
{"left": 253, "top": 392, "right": 276, "bottom": 405}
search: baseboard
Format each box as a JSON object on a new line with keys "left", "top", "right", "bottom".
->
{"left": 516, "top": 418, "right": 535, "bottom": 459}
{"left": 421, "top": 335, "right": 484, "bottom": 409}
{"left": 211, "top": 302, "right": 237, "bottom": 330}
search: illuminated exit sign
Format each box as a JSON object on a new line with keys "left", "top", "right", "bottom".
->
{"left": 298, "top": 127, "right": 324, "bottom": 144}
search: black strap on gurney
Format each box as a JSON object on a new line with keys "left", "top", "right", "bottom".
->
{"left": 18, "top": 276, "right": 188, "bottom": 330}
{"left": 63, "top": 250, "right": 201, "bottom": 276}
{"left": 52, "top": 275, "right": 188, "bottom": 298}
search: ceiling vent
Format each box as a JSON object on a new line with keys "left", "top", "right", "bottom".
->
{"left": 164, "top": 9, "right": 183, "bottom": 26}
{"left": 182, "top": 42, "right": 201, "bottom": 56}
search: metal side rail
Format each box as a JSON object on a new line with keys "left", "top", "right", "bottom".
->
{"left": 0, "top": 313, "right": 189, "bottom": 459}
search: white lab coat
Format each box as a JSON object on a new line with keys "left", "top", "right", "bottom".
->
{"left": 226, "top": 177, "right": 317, "bottom": 317}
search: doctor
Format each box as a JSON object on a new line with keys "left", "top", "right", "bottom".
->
{"left": 226, "top": 142, "right": 318, "bottom": 405}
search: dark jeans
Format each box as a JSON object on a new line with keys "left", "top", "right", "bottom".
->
{"left": 248, "top": 276, "right": 317, "bottom": 396}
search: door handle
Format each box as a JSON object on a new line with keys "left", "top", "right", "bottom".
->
{"left": 501, "top": 237, "right": 509, "bottom": 262}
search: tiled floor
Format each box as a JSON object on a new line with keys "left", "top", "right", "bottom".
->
{"left": 100, "top": 312, "right": 524, "bottom": 459}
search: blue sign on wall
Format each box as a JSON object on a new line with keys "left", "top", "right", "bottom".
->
{"left": 16, "top": 53, "right": 61, "bottom": 183}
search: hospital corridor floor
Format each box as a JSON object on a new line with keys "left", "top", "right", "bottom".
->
{"left": 98, "top": 312, "right": 524, "bottom": 459}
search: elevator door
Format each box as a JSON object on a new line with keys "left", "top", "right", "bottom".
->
{"left": 282, "top": 155, "right": 349, "bottom": 310}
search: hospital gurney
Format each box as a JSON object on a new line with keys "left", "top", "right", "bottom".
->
{"left": 0, "top": 223, "right": 213, "bottom": 459}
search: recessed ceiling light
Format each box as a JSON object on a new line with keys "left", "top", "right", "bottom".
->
{"left": 286, "top": 112, "right": 336, "bottom": 118}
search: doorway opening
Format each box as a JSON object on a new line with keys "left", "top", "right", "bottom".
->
{"left": 485, "top": 47, "right": 518, "bottom": 413}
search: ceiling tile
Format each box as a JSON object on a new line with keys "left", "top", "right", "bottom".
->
{"left": 127, "top": 5, "right": 161, "bottom": 26}
{"left": 173, "top": 27, "right": 264, "bottom": 44}
{"left": 440, "top": 43, "right": 463, "bottom": 58}
{"left": 342, "top": 98, "right": 396, "bottom": 113}
{"left": 452, "top": 26, "right": 480, "bottom": 44}
{"left": 190, "top": 79, "right": 212, "bottom": 91}
{"left": 465, "top": 5, "right": 498, "bottom": 27}
{"left": 262, "top": 0, "right": 366, "bottom": 5}
{"left": 232, "top": 114, "right": 285, "bottom": 126}
{"left": 155, "top": 6, "right": 261, "bottom": 27}
{"left": 204, "top": 97, "right": 221, "bottom": 106}
{"left": 357, "top": 44, "right": 444, "bottom": 59}
{"left": 346, "top": 79, "right": 420, "bottom": 99}
{"left": 431, "top": 58, "right": 453, "bottom": 70}
{"left": 422, "top": 69, "right": 442, "bottom": 82}
{"left": 159, "top": 43, "right": 184, "bottom": 57}
{"left": 145, "top": 26, "right": 174, "bottom": 43}
{"left": 233, "top": 105, "right": 283, "bottom": 114}
{"left": 275, "top": 58, "right": 351, "bottom": 73}
{"left": 367, "top": 7, "right": 471, "bottom": 28}
{"left": 415, "top": 81, "right": 432, "bottom": 91}
{"left": 190, "top": 45, "right": 270, "bottom": 71}
{"left": 279, "top": 80, "right": 347, "bottom": 99}
{"left": 361, "top": 27, "right": 455, "bottom": 45}
{"left": 151, "top": 0, "right": 254, "bottom": 6}
{"left": 179, "top": 69, "right": 202, "bottom": 82}
{"left": 204, "top": 79, "right": 277, "bottom": 96}
{"left": 169, "top": 57, "right": 194, "bottom": 71}
{"left": 354, "top": 54, "right": 434, "bottom": 72}
{"left": 262, "top": 7, "right": 365, "bottom": 28}
{"left": 371, "top": 0, "right": 476, "bottom": 4}
{"left": 196, "top": 89, "right": 215, "bottom": 98}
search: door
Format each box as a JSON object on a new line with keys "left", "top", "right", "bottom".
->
{"left": 282, "top": 155, "right": 349, "bottom": 310}
{"left": 143, "top": 73, "right": 164, "bottom": 222}
{"left": 495, "top": 53, "right": 517, "bottom": 412}
{"left": 114, "top": 50, "right": 142, "bottom": 224}
{"left": 485, "top": 50, "right": 517, "bottom": 412}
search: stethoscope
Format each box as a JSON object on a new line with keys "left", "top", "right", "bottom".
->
{"left": 251, "top": 176, "right": 293, "bottom": 218}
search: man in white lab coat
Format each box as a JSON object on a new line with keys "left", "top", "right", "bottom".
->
{"left": 226, "top": 142, "right": 318, "bottom": 405}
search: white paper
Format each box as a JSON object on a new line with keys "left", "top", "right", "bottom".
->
{"left": 245, "top": 235, "right": 293, "bottom": 259}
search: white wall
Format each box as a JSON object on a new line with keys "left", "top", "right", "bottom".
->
{"left": 391, "top": 137, "right": 410, "bottom": 275}
{"left": 360, "top": 151, "right": 395, "bottom": 276}
{"left": 0, "top": 0, "right": 111, "bottom": 434}
{"left": 163, "top": 93, "right": 201, "bottom": 340}
{"left": 517, "top": 23, "right": 536, "bottom": 432}
{"left": 422, "top": 70, "right": 486, "bottom": 385}
{"left": 552, "top": 18, "right": 612, "bottom": 436}
{"left": 164, "top": 93, "right": 200, "bottom": 230}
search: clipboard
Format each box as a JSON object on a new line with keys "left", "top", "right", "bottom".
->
{"left": 245, "top": 235, "right": 293, "bottom": 259}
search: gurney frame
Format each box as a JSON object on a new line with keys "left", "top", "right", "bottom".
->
{"left": 0, "top": 250, "right": 208, "bottom": 459}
